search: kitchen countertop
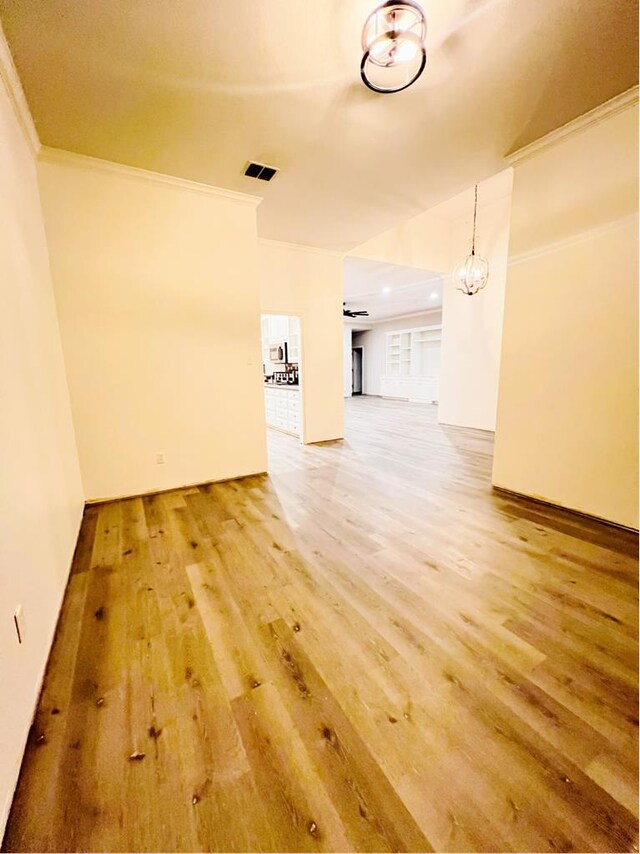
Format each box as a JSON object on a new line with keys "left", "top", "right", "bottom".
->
{"left": 264, "top": 383, "right": 300, "bottom": 391}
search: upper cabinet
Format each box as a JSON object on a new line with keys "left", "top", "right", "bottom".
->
{"left": 261, "top": 314, "right": 301, "bottom": 368}
{"left": 287, "top": 317, "right": 300, "bottom": 363}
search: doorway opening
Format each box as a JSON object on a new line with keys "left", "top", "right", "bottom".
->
{"left": 261, "top": 313, "right": 304, "bottom": 443}
{"left": 342, "top": 257, "right": 443, "bottom": 410}
{"left": 352, "top": 346, "right": 363, "bottom": 395}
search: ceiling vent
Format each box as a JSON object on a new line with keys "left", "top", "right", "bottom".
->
{"left": 244, "top": 161, "right": 278, "bottom": 181}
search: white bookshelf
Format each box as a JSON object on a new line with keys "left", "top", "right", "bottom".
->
{"left": 383, "top": 324, "right": 442, "bottom": 402}
{"left": 386, "top": 331, "right": 412, "bottom": 377}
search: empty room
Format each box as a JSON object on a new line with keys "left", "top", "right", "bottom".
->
{"left": 1, "top": 1, "right": 638, "bottom": 852}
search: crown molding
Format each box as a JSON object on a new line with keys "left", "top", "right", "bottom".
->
{"left": 367, "top": 307, "right": 443, "bottom": 325}
{"left": 508, "top": 212, "right": 638, "bottom": 267}
{"left": 505, "top": 86, "right": 639, "bottom": 166}
{"left": 343, "top": 317, "right": 373, "bottom": 329}
{"left": 38, "top": 146, "right": 264, "bottom": 206}
{"left": 258, "top": 238, "right": 345, "bottom": 258}
{"left": 0, "top": 22, "right": 40, "bottom": 155}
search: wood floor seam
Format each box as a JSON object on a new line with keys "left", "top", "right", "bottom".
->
{"left": 3, "top": 398, "right": 637, "bottom": 853}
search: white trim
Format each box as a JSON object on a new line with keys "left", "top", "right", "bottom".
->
{"left": 491, "top": 483, "right": 639, "bottom": 532}
{"left": 0, "top": 503, "right": 84, "bottom": 838}
{"left": 0, "top": 21, "right": 40, "bottom": 155}
{"left": 258, "top": 237, "right": 344, "bottom": 258}
{"left": 344, "top": 318, "right": 373, "bottom": 330}
{"left": 367, "top": 307, "right": 443, "bottom": 325}
{"left": 385, "top": 323, "right": 442, "bottom": 337}
{"left": 506, "top": 86, "right": 639, "bottom": 166}
{"left": 508, "top": 212, "right": 637, "bottom": 267}
{"left": 38, "top": 146, "right": 264, "bottom": 206}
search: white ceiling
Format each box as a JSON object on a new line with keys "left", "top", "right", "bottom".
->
{"left": 344, "top": 257, "right": 443, "bottom": 321}
{"left": 1, "top": 0, "right": 637, "bottom": 250}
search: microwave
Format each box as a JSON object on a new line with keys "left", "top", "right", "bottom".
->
{"left": 269, "top": 342, "right": 288, "bottom": 363}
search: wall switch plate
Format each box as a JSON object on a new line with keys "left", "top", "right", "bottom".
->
{"left": 14, "top": 605, "right": 23, "bottom": 644}
{"left": 156, "top": 452, "right": 165, "bottom": 465}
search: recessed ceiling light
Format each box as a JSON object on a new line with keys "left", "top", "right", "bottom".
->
{"left": 430, "top": 292, "right": 438, "bottom": 299}
{"left": 382, "top": 286, "right": 391, "bottom": 294}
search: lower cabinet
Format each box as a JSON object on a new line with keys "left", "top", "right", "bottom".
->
{"left": 380, "top": 376, "right": 439, "bottom": 403}
{"left": 264, "top": 387, "right": 301, "bottom": 436}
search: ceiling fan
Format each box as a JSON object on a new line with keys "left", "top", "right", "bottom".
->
{"left": 343, "top": 302, "right": 369, "bottom": 318}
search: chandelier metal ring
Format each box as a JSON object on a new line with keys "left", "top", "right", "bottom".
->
{"left": 360, "top": 1, "right": 428, "bottom": 94}
{"left": 361, "top": 0, "right": 427, "bottom": 53}
{"left": 360, "top": 31, "right": 426, "bottom": 93}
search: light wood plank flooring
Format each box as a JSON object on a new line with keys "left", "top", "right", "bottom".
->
{"left": 4, "top": 397, "right": 638, "bottom": 852}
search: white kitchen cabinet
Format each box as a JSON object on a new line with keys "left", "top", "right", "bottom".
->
{"left": 262, "top": 314, "right": 300, "bottom": 368}
{"left": 264, "top": 387, "right": 301, "bottom": 436}
{"left": 287, "top": 317, "right": 300, "bottom": 362}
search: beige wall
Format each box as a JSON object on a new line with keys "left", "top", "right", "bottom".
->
{"left": 439, "top": 171, "right": 513, "bottom": 431}
{"left": 259, "top": 241, "right": 344, "bottom": 444}
{"left": 352, "top": 207, "right": 452, "bottom": 273}
{"left": 350, "top": 172, "right": 513, "bottom": 430}
{"left": 0, "top": 41, "right": 84, "bottom": 829}
{"left": 493, "top": 104, "right": 639, "bottom": 528}
{"left": 38, "top": 150, "right": 267, "bottom": 501}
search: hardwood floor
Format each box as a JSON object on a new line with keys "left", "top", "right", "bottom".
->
{"left": 4, "top": 397, "right": 638, "bottom": 853}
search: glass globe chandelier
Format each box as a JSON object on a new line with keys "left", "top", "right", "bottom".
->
{"left": 453, "top": 185, "right": 489, "bottom": 296}
{"left": 361, "top": 1, "right": 427, "bottom": 94}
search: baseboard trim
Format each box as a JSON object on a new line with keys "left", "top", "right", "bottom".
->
{"left": 438, "top": 419, "right": 495, "bottom": 435}
{"left": 492, "top": 485, "right": 639, "bottom": 534}
{"left": 85, "top": 470, "right": 268, "bottom": 507}
{"left": 306, "top": 437, "right": 344, "bottom": 447}
{"left": 1, "top": 504, "right": 84, "bottom": 842}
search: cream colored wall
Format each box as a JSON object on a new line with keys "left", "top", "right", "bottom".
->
{"left": 352, "top": 207, "right": 452, "bottom": 273}
{"left": 439, "top": 172, "right": 513, "bottom": 431}
{"left": 0, "top": 42, "right": 83, "bottom": 830}
{"left": 350, "top": 171, "right": 513, "bottom": 430}
{"left": 493, "top": 104, "right": 639, "bottom": 528}
{"left": 259, "top": 241, "right": 344, "bottom": 444}
{"left": 37, "top": 150, "right": 267, "bottom": 501}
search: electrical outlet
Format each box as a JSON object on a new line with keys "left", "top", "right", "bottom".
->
{"left": 156, "top": 452, "right": 165, "bottom": 465}
{"left": 14, "top": 605, "right": 23, "bottom": 644}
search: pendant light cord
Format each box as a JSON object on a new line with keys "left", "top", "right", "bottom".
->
{"left": 471, "top": 184, "right": 478, "bottom": 256}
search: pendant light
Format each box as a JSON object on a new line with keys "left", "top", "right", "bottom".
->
{"left": 453, "top": 185, "right": 489, "bottom": 296}
{"left": 361, "top": 1, "right": 427, "bottom": 94}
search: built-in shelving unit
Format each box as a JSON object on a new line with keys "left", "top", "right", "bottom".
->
{"left": 382, "top": 324, "right": 442, "bottom": 402}
{"left": 386, "top": 331, "right": 412, "bottom": 377}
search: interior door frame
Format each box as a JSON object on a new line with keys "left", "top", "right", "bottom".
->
{"left": 260, "top": 311, "right": 306, "bottom": 445}
{"left": 352, "top": 345, "right": 363, "bottom": 396}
